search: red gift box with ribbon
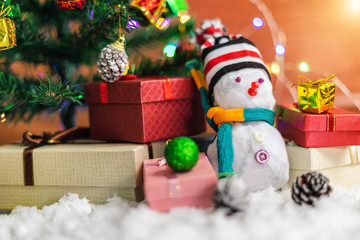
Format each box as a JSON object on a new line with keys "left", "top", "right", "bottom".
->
{"left": 276, "top": 103, "right": 360, "bottom": 147}
{"left": 56, "top": 0, "right": 87, "bottom": 10}
{"left": 84, "top": 77, "right": 206, "bottom": 143}
{"left": 143, "top": 153, "right": 217, "bottom": 212}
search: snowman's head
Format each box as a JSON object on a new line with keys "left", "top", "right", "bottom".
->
{"left": 212, "top": 68, "right": 275, "bottom": 109}
{"left": 200, "top": 32, "right": 275, "bottom": 110}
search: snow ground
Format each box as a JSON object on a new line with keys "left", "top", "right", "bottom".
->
{"left": 1, "top": 185, "right": 360, "bottom": 240}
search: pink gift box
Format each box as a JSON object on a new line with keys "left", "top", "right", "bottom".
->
{"left": 143, "top": 153, "right": 218, "bottom": 212}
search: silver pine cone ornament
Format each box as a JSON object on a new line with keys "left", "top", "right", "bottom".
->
{"left": 97, "top": 40, "right": 129, "bottom": 82}
{"left": 292, "top": 172, "right": 332, "bottom": 206}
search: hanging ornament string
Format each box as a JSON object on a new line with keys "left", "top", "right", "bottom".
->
{"left": 111, "top": 4, "right": 125, "bottom": 51}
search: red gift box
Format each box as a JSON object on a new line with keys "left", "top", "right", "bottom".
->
{"left": 85, "top": 77, "right": 206, "bottom": 143}
{"left": 143, "top": 153, "right": 218, "bottom": 212}
{"left": 56, "top": 0, "right": 87, "bottom": 10}
{"left": 276, "top": 104, "right": 360, "bottom": 147}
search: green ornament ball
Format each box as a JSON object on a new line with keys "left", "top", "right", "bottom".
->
{"left": 165, "top": 137, "right": 199, "bottom": 172}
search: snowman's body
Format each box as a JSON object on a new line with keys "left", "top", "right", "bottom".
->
{"left": 206, "top": 68, "right": 289, "bottom": 191}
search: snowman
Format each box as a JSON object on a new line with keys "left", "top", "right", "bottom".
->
{"left": 196, "top": 19, "right": 289, "bottom": 192}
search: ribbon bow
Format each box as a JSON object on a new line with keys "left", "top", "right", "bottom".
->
{"left": 22, "top": 127, "right": 90, "bottom": 148}
{"left": 21, "top": 127, "right": 90, "bottom": 186}
{"left": 292, "top": 74, "right": 336, "bottom": 87}
{"left": 0, "top": 4, "right": 11, "bottom": 19}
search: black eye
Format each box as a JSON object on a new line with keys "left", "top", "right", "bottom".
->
{"left": 236, "top": 77, "right": 241, "bottom": 82}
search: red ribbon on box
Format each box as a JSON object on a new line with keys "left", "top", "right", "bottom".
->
{"left": 100, "top": 82, "right": 109, "bottom": 104}
{"left": 163, "top": 78, "right": 173, "bottom": 101}
{"left": 327, "top": 113, "right": 336, "bottom": 132}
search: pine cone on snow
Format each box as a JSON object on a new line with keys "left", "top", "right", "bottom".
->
{"left": 292, "top": 172, "right": 332, "bottom": 206}
{"left": 213, "top": 175, "right": 249, "bottom": 215}
{"left": 97, "top": 40, "right": 129, "bottom": 82}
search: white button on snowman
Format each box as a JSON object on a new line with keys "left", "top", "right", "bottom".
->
{"left": 197, "top": 19, "right": 289, "bottom": 192}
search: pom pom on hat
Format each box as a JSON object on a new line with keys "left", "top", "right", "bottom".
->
{"left": 196, "top": 19, "right": 271, "bottom": 106}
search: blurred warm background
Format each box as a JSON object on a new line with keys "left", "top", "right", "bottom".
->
{"left": 1, "top": 0, "right": 360, "bottom": 145}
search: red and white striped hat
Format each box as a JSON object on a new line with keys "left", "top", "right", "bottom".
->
{"left": 196, "top": 20, "right": 271, "bottom": 106}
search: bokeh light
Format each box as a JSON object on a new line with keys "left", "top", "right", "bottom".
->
{"left": 127, "top": 20, "right": 139, "bottom": 31}
{"left": 253, "top": 17, "right": 264, "bottom": 28}
{"left": 275, "top": 44, "right": 285, "bottom": 55}
{"left": 270, "top": 62, "right": 280, "bottom": 74}
{"left": 163, "top": 43, "right": 178, "bottom": 57}
{"left": 156, "top": 18, "right": 171, "bottom": 30}
{"left": 352, "top": 0, "right": 360, "bottom": 9}
{"left": 180, "top": 15, "right": 191, "bottom": 24}
{"left": 0, "top": 113, "right": 6, "bottom": 123}
{"left": 299, "top": 61, "right": 310, "bottom": 72}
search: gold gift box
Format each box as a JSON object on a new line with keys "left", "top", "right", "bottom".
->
{"left": 0, "top": 17, "right": 16, "bottom": 50}
{"left": 0, "top": 143, "right": 149, "bottom": 209}
{"left": 295, "top": 75, "right": 335, "bottom": 114}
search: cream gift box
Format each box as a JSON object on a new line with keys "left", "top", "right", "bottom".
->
{"left": 0, "top": 143, "right": 149, "bottom": 209}
{"left": 287, "top": 144, "right": 360, "bottom": 187}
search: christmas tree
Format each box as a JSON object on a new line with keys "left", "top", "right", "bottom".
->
{"left": 0, "top": 0, "right": 198, "bottom": 128}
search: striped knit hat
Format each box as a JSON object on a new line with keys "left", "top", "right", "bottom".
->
{"left": 196, "top": 20, "right": 271, "bottom": 106}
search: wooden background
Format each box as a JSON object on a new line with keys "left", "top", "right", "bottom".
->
{"left": 1, "top": 0, "right": 360, "bottom": 145}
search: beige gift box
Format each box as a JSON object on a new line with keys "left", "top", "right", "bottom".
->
{"left": 0, "top": 143, "right": 149, "bottom": 209}
{"left": 287, "top": 144, "right": 360, "bottom": 187}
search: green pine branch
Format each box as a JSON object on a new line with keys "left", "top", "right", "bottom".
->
{"left": 0, "top": 72, "right": 84, "bottom": 123}
{"left": 29, "top": 76, "right": 84, "bottom": 106}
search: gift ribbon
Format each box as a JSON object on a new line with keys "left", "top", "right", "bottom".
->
{"left": 22, "top": 127, "right": 90, "bottom": 186}
{"left": 163, "top": 78, "right": 173, "bottom": 101}
{"left": 100, "top": 82, "right": 109, "bottom": 103}
{"left": 168, "top": 172, "right": 180, "bottom": 199}
{"left": 0, "top": 4, "right": 11, "bottom": 19}
{"left": 349, "top": 146, "right": 359, "bottom": 165}
{"left": 144, "top": 157, "right": 167, "bottom": 167}
{"left": 291, "top": 74, "right": 336, "bottom": 87}
{"left": 326, "top": 113, "right": 336, "bottom": 132}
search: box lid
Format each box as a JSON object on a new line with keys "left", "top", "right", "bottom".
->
{"left": 85, "top": 77, "right": 200, "bottom": 104}
{"left": 276, "top": 104, "right": 360, "bottom": 132}
{"left": 143, "top": 153, "right": 217, "bottom": 202}
{"left": 0, "top": 143, "right": 149, "bottom": 188}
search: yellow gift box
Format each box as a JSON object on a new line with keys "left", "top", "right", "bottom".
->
{"left": 0, "top": 4, "right": 16, "bottom": 51}
{"left": 293, "top": 74, "right": 335, "bottom": 114}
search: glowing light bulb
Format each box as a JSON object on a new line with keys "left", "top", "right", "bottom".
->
{"left": 163, "top": 43, "right": 178, "bottom": 57}
{"left": 299, "top": 61, "right": 310, "bottom": 72}
{"left": 127, "top": 20, "right": 139, "bottom": 31}
{"left": 275, "top": 44, "right": 285, "bottom": 55}
{"left": 253, "top": 17, "right": 264, "bottom": 28}
{"left": 270, "top": 62, "right": 280, "bottom": 74}
{"left": 352, "top": 0, "right": 360, "bottom": 9}
{"left": 0, "top": 113, "right": 6, "bottom": 123}
{"left": 180, "top": 15, "right": 191, "bottom": 24}
{"left": 156, "top": 18, "right": 171, "bottom": 30}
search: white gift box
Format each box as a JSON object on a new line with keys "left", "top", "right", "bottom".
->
{"left": 287, "top": 144, "right": 360, "bottom": 187}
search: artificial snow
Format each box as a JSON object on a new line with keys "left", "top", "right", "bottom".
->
{"left": 1, "top": 186, "right": 360, "bottom": 240}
